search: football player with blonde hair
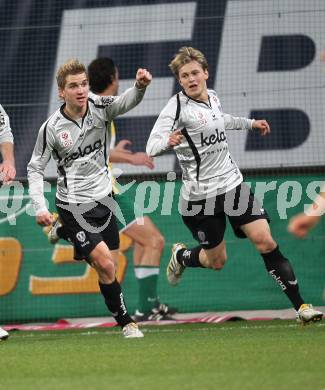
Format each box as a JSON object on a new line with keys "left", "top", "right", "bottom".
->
{"left": 28, "top": 58, "right": 152, "bottom": 338}
{"left": 147, "top": 47, "right": 323, "bottom": 324}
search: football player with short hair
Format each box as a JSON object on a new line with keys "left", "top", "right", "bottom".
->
{"left": 28, "top": 59, "right": 152, "bottom": 337}
{"left": 146, "top": 46, "right": 323, "bottom": 324}
{"left": 44, "top": 57, "right": 176, "bottom": 322}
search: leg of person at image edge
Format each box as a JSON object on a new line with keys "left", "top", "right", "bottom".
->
{"left": 124, "top": 217, "right": 177, "bottom": 322}
{"left": 167, "top": 219, "right": 323, "bottom": 325}
{"left": 0, "top": 327, "right": 9, "bottom": 341}
{"left": 44, "top": 214, "right": 143, "bottom": 338}
{"left": 45, "top": 213, "right": 177, "bottom": 322}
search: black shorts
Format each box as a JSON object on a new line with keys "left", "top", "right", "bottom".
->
{"left": 181, "top": 183, "right": 270, "bottom": 249}
{"left": 55, "top": 194, "right": 119, "bottom": 261}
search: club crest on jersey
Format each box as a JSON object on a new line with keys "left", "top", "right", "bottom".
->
{"left": 195, "top": 112, "right": 207, "bottom": 125}
{"left": 85, "top": 113, "right": 94, "bottom": 127}
{"left": 59, "top": 131, "right": 73, "bottom": 148}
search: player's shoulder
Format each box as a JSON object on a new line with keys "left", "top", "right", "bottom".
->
{"left": 165, "top": 92, "right": 187, "bottom": 108}
{"left": 41, "top": 109, "right": 62, "bottom": 133}
{"left": 0, "top": 104, "right": 7, "bottom": 115}
{"left": 208, "top": 89, "right": 219, "bottom": 99}
{"left": 0, "top": 104, "right": 9, "bottom": 130}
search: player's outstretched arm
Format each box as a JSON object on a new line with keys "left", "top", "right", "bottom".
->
{"left": 110, "top": 140, "right": 154, "bottom": 169}
{"left": 252, "top": 119, "right": 270, "bottom": 136}
{"left": 106, "top": 69, "right": 152, "bottom": 119}
{"left": 288, "top": 213, "right": 319, "bottom": 238}
{"left": 288, "top": 189, "right": 325, "bottom": 237}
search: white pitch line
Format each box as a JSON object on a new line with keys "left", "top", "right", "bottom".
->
{"left": 6, "top": 321, "right": 325, "bottom": 339}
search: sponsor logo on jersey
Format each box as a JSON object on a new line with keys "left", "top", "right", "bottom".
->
{"left": 52, "top": 115, "right": 61, "bottom": 126}
{"left": 59, "top": 131, "right": 73, "bottom": 148}
{"left": 101, "top": 96, "right": 115, "bottom": 106}
{"left": 200, "top": 129, "right": 226, "bottom": 146}
{"left": 64, "top": 139, "right": 102, "bottom": 164}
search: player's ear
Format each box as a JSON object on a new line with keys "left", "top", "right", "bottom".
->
{"left": 58, "top": 88, "right": 65, "bottom": 100}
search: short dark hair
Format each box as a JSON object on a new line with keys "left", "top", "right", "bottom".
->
{"left": 88, "top": 57, "right": 117, "bottom": 94}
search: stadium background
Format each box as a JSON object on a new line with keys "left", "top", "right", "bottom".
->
{"left": 0, "top": 0, "right": 324, "bottom": 322}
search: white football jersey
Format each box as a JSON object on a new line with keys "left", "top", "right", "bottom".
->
{"left": 28, "top": 86, "right": 146, "bottom": 214}
{"left": 147, "top": 90, "right": 254, "bottom": 201}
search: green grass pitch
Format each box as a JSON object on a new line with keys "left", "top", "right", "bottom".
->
{"left": 0, "top": 320, "right": 324, "bottom": 390}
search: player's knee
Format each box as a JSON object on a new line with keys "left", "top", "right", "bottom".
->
{"left": 147, "top": 232, "right": 165, "bottom": 252}
{"left": 207, "top": 252, "right": 227, "bottom": 270}
{"left": 92, "top": 256, "right": 115, "bottom": 277}
{"left": 251, "top": 231, "right": 276, "bottom": 253}
{"left": 213, "top": 253, "right": 227, "bottom": 270}
{"left": 155, "top": 233, "right": 165, "bottom": 251}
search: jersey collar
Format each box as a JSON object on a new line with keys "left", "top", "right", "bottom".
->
{"left": 60, "top": 102, "right": 89, "bottom": 129}
{"left": 181, "top": 90, "right": 211, "bottom": 108}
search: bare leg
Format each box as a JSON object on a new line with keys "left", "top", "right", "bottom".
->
{"left": 124, "top": 216, "right": 166, "bottom": 315}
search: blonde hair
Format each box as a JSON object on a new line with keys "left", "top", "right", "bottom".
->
{"left": 169, "top": 47, "right": 208, "bottom": 79}
{"left": 56, "top": 59, "right": 87, "bottom": 89}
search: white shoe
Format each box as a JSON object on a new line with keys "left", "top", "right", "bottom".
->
{"left": 166, "top": 243, "right": 187, "bottom": 286}
{"left": 296, "top": 304, "right": 323, "bottom": 324}
{"left": 122, "top": 322, "right": 144, "bottom": 338}
{"left": 43, "top": 213, "right": 62, "bottom": 244}
{"left": 0, "top": 327, "right": 9, "bottom": 341}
